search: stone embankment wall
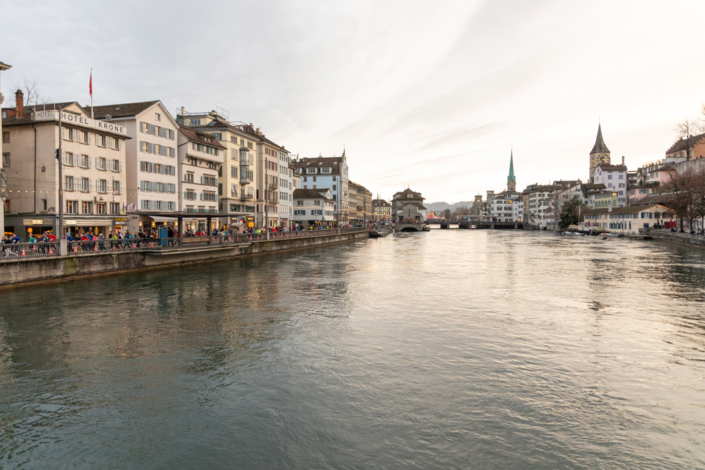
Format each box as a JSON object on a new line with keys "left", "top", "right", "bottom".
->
{"left": 0, "top": 231, "right": 369, "bottom": 287}
{"left": 649, "top": 231, "right": 705, "bottom": 247}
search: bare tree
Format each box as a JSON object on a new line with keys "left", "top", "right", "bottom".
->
{"left": 690, "top": 169, "right": 705, "bottom": 234}
{"left": 13, "top": 79, "right": 50, "bottom": 107}
{"left": 675, "top": 119, "right": 701, "bottom": 161}
{"left": 661, "top": 168, "right": 697, "bottom": 232}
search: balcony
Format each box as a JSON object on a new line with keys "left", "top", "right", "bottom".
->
{"left": 240, "top": 192, "right": 254, "bottom": 201}
{"left": 239, "top": 155, "right": 253, "bottom": 166}
{"left": 240, "top": 175, "right": 252, "bottom": 184}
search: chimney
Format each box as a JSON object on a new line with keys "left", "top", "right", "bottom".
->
{"left": 180, "top": 106, "right": 185, "bottom": 116}
{"left": 15, "top": 89, "right": 24, "bottom": 119}
{"left": 622, "top": 156, "right": 625, "bottom": 165}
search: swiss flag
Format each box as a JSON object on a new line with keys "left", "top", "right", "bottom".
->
{"left": 89, "top": 70, "right": 93, "bottom": 97}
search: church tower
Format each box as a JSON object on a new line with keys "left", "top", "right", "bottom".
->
{"left": 589, "top": 124, "right": 611, "bottom": 182}
{"left": 507, "top": 150, "right": 516, "bottom": 192}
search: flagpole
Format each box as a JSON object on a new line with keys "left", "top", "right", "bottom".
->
{"left": 90, "top": 68, "right": 94, "bottom": 120}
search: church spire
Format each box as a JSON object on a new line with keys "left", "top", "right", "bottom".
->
{"left": 590, "top": 124, "right": 610, "bottom": 155}
{"left": 507, "top": 149, "right": 516, "bottom": 192}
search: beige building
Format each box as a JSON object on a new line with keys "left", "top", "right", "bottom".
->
{"left": 92, "top": 101, "right": 180, "bottom": 232}
{"left": 348, "top": 181, "right": 372, "bottom": 224}
{"left": 0, "top": 60, "right": 11, "bottom": 236}
{"left": 177, "top": 127, "right": 225, "bottom": 232}
{"left": 583, "top": 204, "right": 673, "bottom": 234}
{"left": 2, "top": 98, "right": 129, "bottom": 239}
{"left": 175, "top": 109, "right": 257, "bottom": 227}
{"left": 372, "top": 198, "right": 391, "bottom": 223}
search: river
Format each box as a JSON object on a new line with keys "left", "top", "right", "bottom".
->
{"left": 1, "top": 231, "right": 704, "bottom": 469}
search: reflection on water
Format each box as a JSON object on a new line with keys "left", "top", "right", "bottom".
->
{"left": 1, "top": 231, "right": 704, "bottom": 469}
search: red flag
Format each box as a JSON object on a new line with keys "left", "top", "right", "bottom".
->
{"left": 89, "top": 70, "right": 93, "bottom": 97}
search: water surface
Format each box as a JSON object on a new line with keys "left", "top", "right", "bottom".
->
{"left": 1, "top": 231, "right": 704, "bottom": 469}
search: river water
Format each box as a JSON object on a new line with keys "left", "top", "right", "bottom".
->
{"left": 0, "top": 231, "right": 704, "bottom": 469}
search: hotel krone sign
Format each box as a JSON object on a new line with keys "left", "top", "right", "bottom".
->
{"left": 34, "top": 110, "right": 127, "bottom": 136}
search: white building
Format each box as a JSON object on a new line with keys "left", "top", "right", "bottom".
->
{"left": 592, "top": 162, "right": 628, "bottom": 207}
{"left": 292, "top": 188, "right": 335, "bottom": 227}
{"left": 291, "top": 150, "right": 349, "bottom": 224}
{"left": 0, "top": 60, "right": 11, "bottom": 237}
{"left": 177, "top": 127, "right": 225, "bottom": 232}
{"left": 2, "top": 99, "right": 129, "bottom": 239}
{"left": 92, "top": 101, "right": 180, "bottom": 232}
{"left": 523, "top": 185, "right": 555, "bottom": 229}
{"left": 277, "top": 149, "right": 294, "bottom": 227}
{"left": 489, "top": 191, "right": 522, "bottom": 223}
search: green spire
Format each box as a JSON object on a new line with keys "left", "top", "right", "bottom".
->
{"left": 507, "top": 150, "right": 516, "bottom": 184}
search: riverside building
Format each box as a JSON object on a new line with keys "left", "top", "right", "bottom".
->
{"left": 291, "top": 151, "right": 349, "bottom": 224}
{"left": 2, "top": 97, "right": 128, "bottom": 239}
{"left": 0, "top": 60, "right": 11, "bottom": 237}
{"left": 177, "top": 127, "right": 225, "bottom": 232}
{"left": 92, "top": 101, "right": 180, "bottom": 232}
{"left": 292, "top": 188, "right": 335, "bottom": 227}
{"left": 175, "top": 109, "right": 257, "bottom": 227}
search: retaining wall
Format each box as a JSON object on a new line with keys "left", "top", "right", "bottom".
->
{"left": 0, "top": 231, "right": 369, "bottom": 287}
{"left": 649, "top": 231, "right": 705, "bottom": 247}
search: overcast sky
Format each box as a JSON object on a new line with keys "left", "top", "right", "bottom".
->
{"left": 2, "top": 0, "right": 704, "bottom": 203}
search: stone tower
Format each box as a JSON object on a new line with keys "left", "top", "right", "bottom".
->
{"left": 589, "top": 124, "right": 611, "bottom": 182}
{"left": 507, "top": 150, "right": 516, "bottom": 192}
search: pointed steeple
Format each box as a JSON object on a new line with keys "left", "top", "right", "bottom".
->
{"left": 507, "top": 149, "right": 516, "bottom": 192}
{"left": 590, "top": 124, "right": 610, "bottom": 155}
{"left": 507, "top": 149, "right": 516, "bottom": 184}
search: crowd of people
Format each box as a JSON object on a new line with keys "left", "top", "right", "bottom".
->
{"left": 2, "top": 221, "right": 376, "bottom": 257}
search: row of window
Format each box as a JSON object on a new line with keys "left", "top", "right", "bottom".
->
{"left": 141, "top": 141, "right": 175, "bottom": 157}
{"left": 186, "top": 157, "right": 219, "bottom": 170}
{"left": 140, "top": 161, "right": 176, "bottom": 175}
{"left": 140, "top": 122, "right": 175, "bottom": 140}
{"left": 141, "top": 200, "right": 176, "bottom": 211}
{"left": 293, "top": 209, "right": 333, "bottom": 216}
{"left": 65, "top": 176, "right": 121, "bottom": 193}
{"left": 140, "top": 181, "right": 176, "bottom": 193}
{"left": 65, "top": 201, "right": 121, "bottom": 215}
{"left": 300, "top": 167, "right": 333, "bottom": 175}
{"left": 62, "top": 153, "right": 121, "bottom": 172}
{"left": 192, "top": 142, "right": 220, "bottom": 156}
{"left": 62, "top": 128, "right": 122, "bottom": 150}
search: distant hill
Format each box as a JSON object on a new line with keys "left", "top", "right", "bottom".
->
{"left": 425, "top": 201, "right": 474, "bottom": 212}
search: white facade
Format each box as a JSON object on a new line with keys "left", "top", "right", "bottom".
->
{"left": 292, "top": 151, "right": 349, "bottom": 223}
{"left": 489, "top": 192, "right": 522, "bottom": 223}
{"left": 177, "top": 128, "right": 225, "bottom": 230}
{"left": 593, "top": 165, "right": 628, "bottom": 207}
{"left": 524, "top": 186, "right": 555, "bottom": 228}
{"left": 93, "top": 101, "right": 180, "bottom": 231}
{"left": 277, "top": 149, "right": 293, "bottom": 226}
{"left": 292, "top": 188, "right": 335, "bottom": 226}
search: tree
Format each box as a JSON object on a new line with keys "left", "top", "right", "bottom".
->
{"left": 558, "top": 196, "right": 588, "bottom": 230}
{"left": 451, "top": 205, "right": 471, "bottom": 218}
{"left": 13, "top": 79, "right": 50, "bottom": 107}
{"left": 675, "top": 118, "right": 701, "bottom": 161}
{"left": 660, "top": 168, "right": 697, "bottom": 232}
{"left": 441, "top": 209, "right": 451, "bottom": 220}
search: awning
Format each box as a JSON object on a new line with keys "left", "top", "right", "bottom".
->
{"left": 147, "top": 216, "right": 177, "bottom": 223}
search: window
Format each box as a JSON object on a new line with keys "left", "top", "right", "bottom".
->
{"left": 608, "top": 175, "right": 613, "bottom": 179}
{"left": 109, "top": 159, "right": 121, "bottom": 172}
{"left": 113, "top": 181, "right": 122, "bottom": 194}
{"left": 110, "top": 202, "right": 120, "bottom": 215}
{"left": 96, "top": 203, "right": 106, "bottom": 215}
{"left": 231, "top": 166, "right": 238, "bottom": 178}
{"left": 231, "top": 185, "right": 239, "bottom": 197}
{"left": 184, "top": 191, "right": 197, "bottom": 201}
{"left": 63, "top": 152, "right": 74, "bottom": 166}
{"left": 96, "top": 157, "right": 106, "bottom": 170}
{"left": 78, "top": 154, "right": 91, "bottom": 168}
{"left": 218, "top": 183, "right": 222, "bottom": 196}
{"left": 189, "top": 119, "right": 201, "bottom": 126}
{"left": 65, "top": 176, "right": 75, "bottom": 191}
{"left": 201, "top": 176, "right": 217, "bottom": 186}
{"left": 80, "top": 177, "right": 91, "bottom": 192}
{"left": 185, "top": 173, "right": 194, "bottom": 183}
{"left": 155, "top": 113, "right": 161, "bottom": 121}
{"left": 2, "top": 153, "right": 9, "bottom": 167}
{"left": 2, "top": 132, "right": 8, "bottom": 143}
{"left": 66, "top": 200, "right": 78, "bottom": 214}
{"left": 97, "top": 179, "right": 108, "bottom": 193}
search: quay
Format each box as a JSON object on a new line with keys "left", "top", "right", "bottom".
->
{"left": 0, "top": 228, "right": 369, "bottom": 287}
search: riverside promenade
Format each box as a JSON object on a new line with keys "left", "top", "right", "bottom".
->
{"left": 0, "top": 228, "right": 369, "bottom": 287}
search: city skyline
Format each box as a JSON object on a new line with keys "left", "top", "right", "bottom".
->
{"left": 2, "top": 0, "right": 704, "bottom": 202}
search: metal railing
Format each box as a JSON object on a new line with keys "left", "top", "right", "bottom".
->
{"left": 1, "top": 242, "right": 60, "bottom": 259}
{"left": 1, "top": 229, "right": 370, "bottom": 261}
